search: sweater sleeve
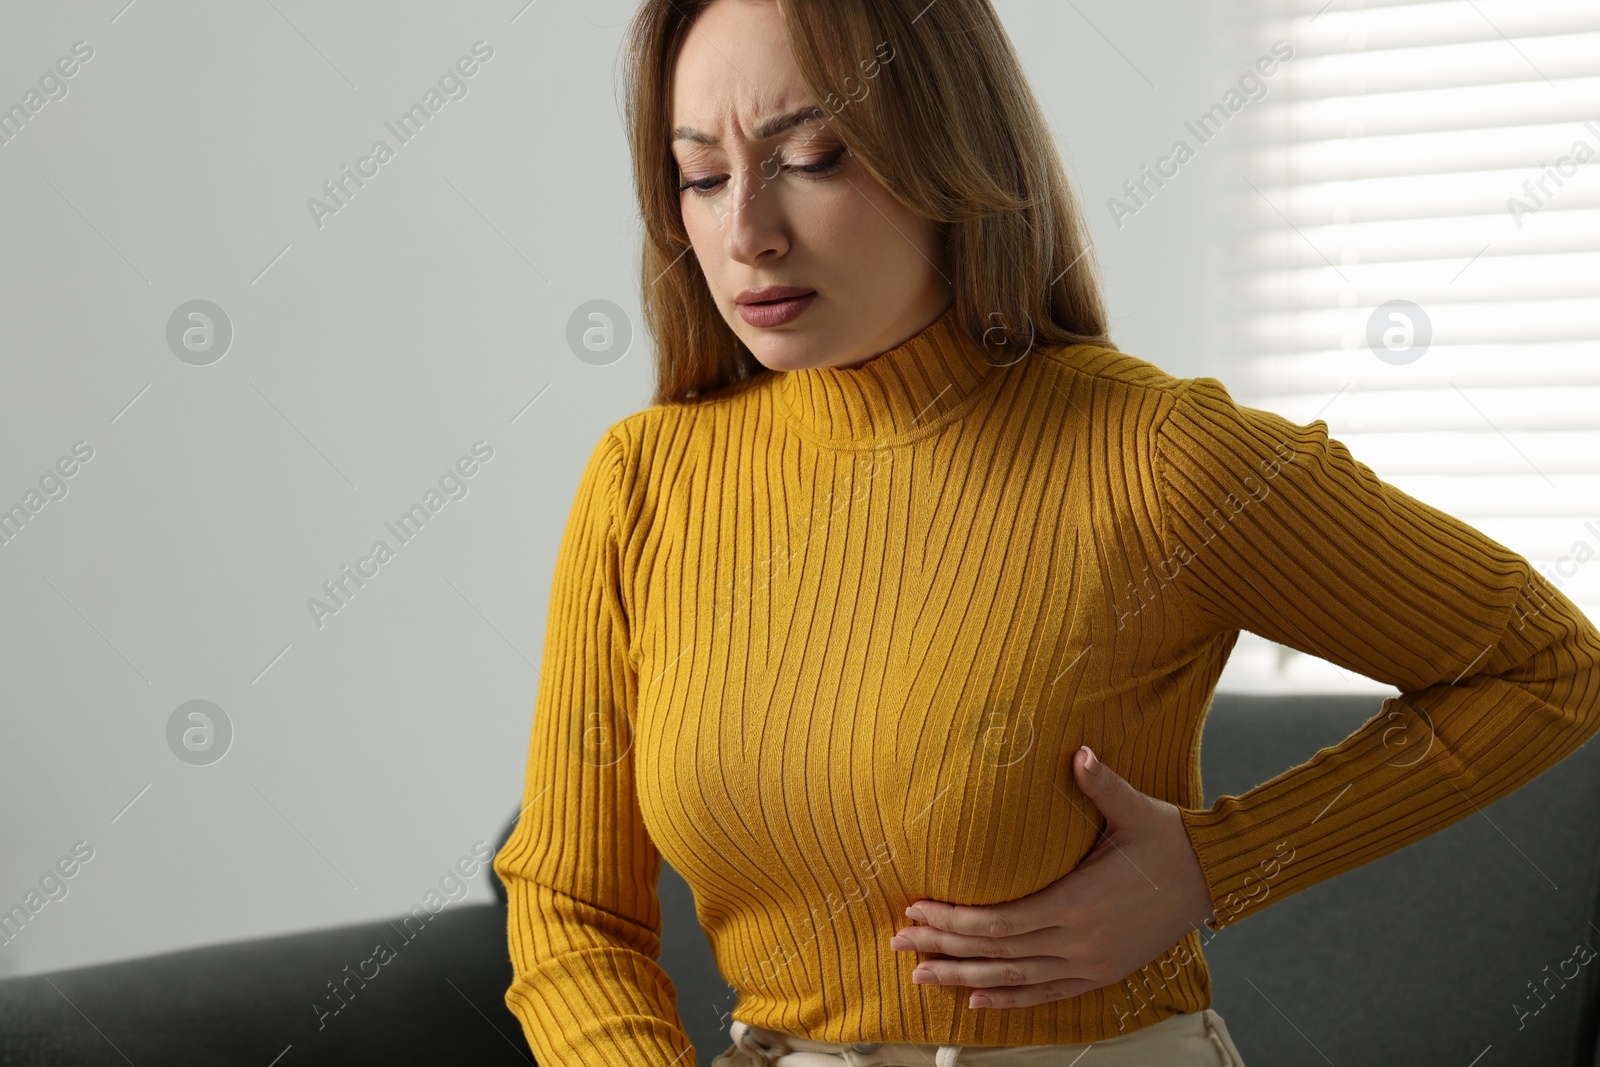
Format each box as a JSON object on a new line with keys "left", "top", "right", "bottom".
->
{"left": 492, "top": 426, "right": 694, "bottom": 1065}
{"left": 1154, "top": 375, "right": 1600, "bottom": 932}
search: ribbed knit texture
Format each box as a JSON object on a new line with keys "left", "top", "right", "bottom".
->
{"left": 493, "top": 303, "right": 1600, "bottom": 1065}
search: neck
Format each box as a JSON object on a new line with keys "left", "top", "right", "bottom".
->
{"left": 772, "top": 304, "right": 1006, "bottom": 445}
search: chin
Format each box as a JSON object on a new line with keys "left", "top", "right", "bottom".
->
{"left": 746, "top": 345, "right": 813, "bottom": 374}
{"left": 740, "top": 328, "right": 828, "bottom": 373}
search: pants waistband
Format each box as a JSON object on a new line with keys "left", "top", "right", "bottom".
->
{"left": 727, "top": 1019, "right": 966, "bottom": 1067}
{"left": 720, "top": 1008, "right": 1246, "bottom": 1066}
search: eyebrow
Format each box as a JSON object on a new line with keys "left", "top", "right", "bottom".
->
{"left": 671, "top": 104, "right": 827, "bottom": 146}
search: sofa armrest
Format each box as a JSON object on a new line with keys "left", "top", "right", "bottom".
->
{"left": 0, "top": 903, "right": 529, "bottom": 1066}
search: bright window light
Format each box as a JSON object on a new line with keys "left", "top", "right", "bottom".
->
{"left": 1212, "top": 0, "right": 1600, "bottom": 692}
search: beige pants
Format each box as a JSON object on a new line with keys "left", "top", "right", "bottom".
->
{"left": 710, "top": 1010, "right": 1247, "bottom": 1066}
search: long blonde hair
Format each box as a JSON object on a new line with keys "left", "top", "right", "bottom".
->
{"left": 621, "top": 0, "right": 1113, "bottom": 406}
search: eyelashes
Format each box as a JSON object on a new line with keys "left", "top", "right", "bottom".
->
{"left": 677, "top": 145, "right": 848, "bottom": 197}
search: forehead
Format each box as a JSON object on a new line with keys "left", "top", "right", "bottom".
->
{"left": 669, "top": 0, "right": 816, "bottom": 140}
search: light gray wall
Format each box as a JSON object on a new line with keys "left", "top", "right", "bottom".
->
{"left": 0, "top": 0, "right": 1225, "bottom": 978}
{"left": 1003, "top": 0, "right": 1226, "bottom": 380}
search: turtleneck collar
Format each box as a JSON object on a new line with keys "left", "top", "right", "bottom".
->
{"left": 772, "top": 303, "right": 1006, "bottom": 447}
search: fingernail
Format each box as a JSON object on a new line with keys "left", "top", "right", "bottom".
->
{"left": 905, "top": 905, "right": 927, "bottom": 922}
{"left": 912, "top": 967, "right": 932, "bottom": 983}
{"left": 970, "top": 993, "right": 992, "bottom": 1008}
{"left": 1082, "top": 746, "right": 1100, "bottom": 774}
{"left": 889, "top": 935, "right": 913, "bottom": 950}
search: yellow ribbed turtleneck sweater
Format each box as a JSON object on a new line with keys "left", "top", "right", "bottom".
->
{"left": 493, "top": 303, "right": 1600, "bottom": 1065}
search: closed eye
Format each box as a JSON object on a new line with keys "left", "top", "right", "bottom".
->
{"left": 678, "top": 145, "right": 849, "bottom": 197}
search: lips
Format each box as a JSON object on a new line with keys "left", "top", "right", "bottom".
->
{"left": 736, "top": 285, "right": 816, "bottom": 305}
{"left": 736, "top": 290, "right": 817, "bottom": 328}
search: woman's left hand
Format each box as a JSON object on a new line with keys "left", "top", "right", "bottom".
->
{"left": 888, "top": 745, "right": 1218, "bottom": 1009}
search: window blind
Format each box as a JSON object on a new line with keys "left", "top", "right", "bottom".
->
{"left": 1212, "top": 0, "right": 1600, "bottom": 692}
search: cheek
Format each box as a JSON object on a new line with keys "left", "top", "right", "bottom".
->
{"left": 801, "top": 183, "right": 935, "bottom": 286}
{"left": 680, "top": 197, "right": 729, "bottom": 280}
{"left": 680, "top": 197, "right": 710, "bottom": 249}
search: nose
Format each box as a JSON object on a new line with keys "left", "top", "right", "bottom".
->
{"left": 720, "top": 159, "right": 789, "bottom": 266}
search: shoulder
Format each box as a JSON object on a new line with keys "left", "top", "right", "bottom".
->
{"left": 1024, "top": 343, "right": 1299, "bottom": 488}
{"left": 597, "top": 372, "right": 765, "bottom": 462}
{"left": 580, "top": 375, "right": 765, "bottom": 522}
{"left": 1030, "top": 339, "right": 1197, "bottom": 409}
{"left": 1025, "top": 340, "right": 1223, "bottom": 451}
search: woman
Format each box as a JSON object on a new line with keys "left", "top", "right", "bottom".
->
{"left": 492, "top": 0, "right": 1600, "bottom": 1064}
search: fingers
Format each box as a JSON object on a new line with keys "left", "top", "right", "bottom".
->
{"left": 903, "top": 895, "right": 1053, "bottom": 939}
{"left": 966, "top": 975, "right": 1102, "bottom": 1009}
{"left": 910, "top": 954, "right": 1073, "bottom": 993}
{"left": 908, "top": 950, "right": 1104, "bottom": 1008}
{"left": 1074, "top": 746, "right": 1148, "bottom": 825}
{"left": 891, "top": 921, "right": 1044, "bottom": 960}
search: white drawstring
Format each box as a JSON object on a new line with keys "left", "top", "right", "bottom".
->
{"left": 730, "top": 1019, "right": 967, "bottom": 1066}
{"left": 729, "top": 1019, "right": 777, "bottom": 1066}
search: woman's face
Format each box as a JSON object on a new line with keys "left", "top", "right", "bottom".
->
{"left": 670, "top": 0, "right": 952, "bottom": 372}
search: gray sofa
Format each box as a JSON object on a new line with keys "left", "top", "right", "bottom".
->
{"left": 5, "top": 692, "right": 1599, "bottom": 1065}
